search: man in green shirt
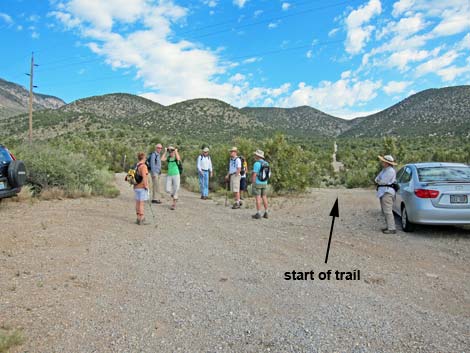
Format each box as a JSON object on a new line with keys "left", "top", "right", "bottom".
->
{"left": 161, "top": 146, "right": 181, "bottom": 210}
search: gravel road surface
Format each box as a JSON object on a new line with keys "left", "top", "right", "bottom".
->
{"left": 1, "top": 174, "right": 469, "bottom": 352}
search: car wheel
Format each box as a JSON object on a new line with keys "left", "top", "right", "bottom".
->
{"left": 7, "top": 160, "right": 27, "bottom": 188}
{"left": 401, "top": 205, "right": 414, "bottom": 232}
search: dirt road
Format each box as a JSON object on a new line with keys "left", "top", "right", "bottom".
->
{"left": 1, "top": 175, "right": 469, "bottom": 352}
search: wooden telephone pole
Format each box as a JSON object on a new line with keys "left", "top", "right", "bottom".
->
{"left": 26, "top": 52, "right": 38, "bottom": 144}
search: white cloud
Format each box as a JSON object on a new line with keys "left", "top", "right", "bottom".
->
{"left": 268, "top": 21, "right": 279, "bottom": 29}
{"left": 203, "top": 0, "right": 218, "bottom": 8}
{"left": 392, "top": 0, "right": 415, "bottom": 17}
{"left": 233, "top": 0, "right": 248, "bottom": 8}
{"left": 345, "top": 0, "right": 382, "bottom": 54}
{"left": 242, "top": 57, "right": 261, "bottom": 64}
{"left": 278, "top": 77, "right": 382, "bottom": 113}
{"left": 383, "top": 81, "right": 411, "bottom": 94}
{"left": 386, "top": 48, "right": 434, "bottom": 71}
{"left": 457, "top": 33, "right": 470, "bottom": 50}
{"left": 282, "top": 3, "right": 291, "bottom": 11}
{"left": 230, "top": 73, "right": 245, "bottom": 82}
{"left": 31, "top": 31, "right": 40, "bottom": 39}
{"left": 414, "top": 50, "right": 459, "bottom": 77}
{"left": 0, "top": 12, "right": 13, "bottom": 25}
{"left": 437, "top": 65, "right": 470, "bottom": 81}
{"left": 432, "top": 10, "right": 470, "bottom": 37}
{"left": 254, "top": 10, "right": 263, "bottom": 18}
{"left": 328, "top": 28, "right": 339, "bottom": 37}
{"left": 306, "top": 50, "right": 312, "bottom": 58}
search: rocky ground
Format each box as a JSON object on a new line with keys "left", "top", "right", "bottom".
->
{"left": 1, "top": 174, "right": 469, "bottom": 353}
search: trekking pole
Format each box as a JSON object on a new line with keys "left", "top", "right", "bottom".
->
{"left": 147, "top": 189, "right": 157, "bottom": 227}
{"left": 224, "top": 180, "right": 228, "bottom": 207}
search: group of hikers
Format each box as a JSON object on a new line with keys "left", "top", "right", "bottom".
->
{"left": 126, "top": 144, "right": 270, "bottom": 225}
{"left": 127, "top": 143, "right": 399, "bottom": 234}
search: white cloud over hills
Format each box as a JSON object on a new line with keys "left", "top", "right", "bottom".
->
{"left": 48, "top": 0, "right": 470, "bottom": 118}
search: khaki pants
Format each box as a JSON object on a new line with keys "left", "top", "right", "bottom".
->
{"left": 151, "top": 174, "right": 161, "bottom": 200}
{"left": 380, "top": 193, "right": 396, "bottom": 231}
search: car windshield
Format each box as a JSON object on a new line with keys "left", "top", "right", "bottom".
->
{"left": 417, "top": 166, "right": 470, "bottom": 183}
{"left": 0, "top": 147, "right": 12, "bottom": 163}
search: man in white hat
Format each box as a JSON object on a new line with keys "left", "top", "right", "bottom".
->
{"left": 375, "top": 155, "right": 398, "bottom": 234}
{"left": 197, "top": 147, "right": 213, "bottom": 200}
{"left": 225, "top": 147, "right": 242, "bottom": 209}
{"left": 251, "top": 149, "right": 269, "bottom": 219}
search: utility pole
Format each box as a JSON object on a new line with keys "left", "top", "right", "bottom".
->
{"left": 26, "top": 52, "right": 38, "bottom": 145}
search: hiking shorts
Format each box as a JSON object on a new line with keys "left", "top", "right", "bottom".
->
{"left": 252, "top": 184, "right": 267, "bottom": 196}
{"left": 230, "top": 174, "right": 241, "bottom": 193}
{"left": 134, "top": 188, "right": 149, "bottom": 201}
{"left": 240, "top": 177, "right": 247, "bottom": 191}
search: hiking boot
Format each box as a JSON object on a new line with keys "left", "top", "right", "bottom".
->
{"left": 252, "top": 213, "right": 261, "bottom": 219}
{"left": 382, "top": 229, "right": 396, "bottom": 234}
{"left": 170, "top": 205, "right": 176, "bottom": 210}
{"left": 232, "top": 203, "right": 240, "bottom": 209}
{"left": 200, "top": 196, "right": 204, "bottom": 199}
{"left": 139, "top": 220, "right": 149, "bottom": 225}
{"left": 263, "top": 212, "right": 268, "bottom": 219}
{"left": 135, "top": 219, "right": 140, "bottom": 224}
{"left": 152, "top": 200, "right": 162, "bottom": 204}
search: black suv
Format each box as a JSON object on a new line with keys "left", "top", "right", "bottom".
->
{"left": 0, "top": 145, "right": 26, "bottom": 200}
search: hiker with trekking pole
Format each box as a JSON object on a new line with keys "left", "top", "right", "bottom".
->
{"left": 125, "top": 152, "right": 150, "bottom": 225}
{"left": 225, "top": 146, "right": 242, "bottom": 209}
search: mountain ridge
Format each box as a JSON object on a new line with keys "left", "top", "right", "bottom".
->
{"left": 1, "top": 77, "right": 469, "bottom": 140}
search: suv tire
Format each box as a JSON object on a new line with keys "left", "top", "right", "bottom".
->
{"left": 8, "top": 160, "right": 27, "bottom": 187}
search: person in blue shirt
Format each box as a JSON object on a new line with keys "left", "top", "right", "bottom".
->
{"left": 149, "top": 143, "right": 163, "bottom": 204}
{"left": 251, "top": 149, "right": 269, "bottom": 219}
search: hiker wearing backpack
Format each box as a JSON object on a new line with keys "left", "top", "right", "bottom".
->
{"left": 197, "top": 147, "right": 213, "bottom": 200}
{"left": 161, "top": 146, "right": 182, "bottom": 210}
{"left": 225, "top": 147, "right": 242, "bottom": 209}
{"left": 251, "top": 149, "right": 270, "bottom": 219}
{"left": 239, "top": 155, "right": 248, "bottom": 200}
{"left": 149, "top": 143, "right": 163, "bottom": 204}
{"left": 128, "top": 152, "right": 150, "bottom": 225}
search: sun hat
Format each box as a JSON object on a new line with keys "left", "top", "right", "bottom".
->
{"left": 168, "top": 145, "right": 175, "bottom": 151}
{"left": 203, "top": 147, "right": 210, "bottom": 152}
{"left": 230, "top": 147, "right": 238, "bottom": 152}
{"left": 378, "top": 155, "right": 397, "bottom": 165}
{"left": 254, "top": 149, "right": 265, "bottom": 159}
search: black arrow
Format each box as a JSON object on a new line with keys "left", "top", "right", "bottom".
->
{"left": 324, "top": 198, "right": 339, "bottom": 264}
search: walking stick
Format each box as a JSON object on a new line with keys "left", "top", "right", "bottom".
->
{"left": 147, "top": 189, "right": 157, "bottom": 227}
{"left": 224, "top": 180, "right": 228, "bottom": 207}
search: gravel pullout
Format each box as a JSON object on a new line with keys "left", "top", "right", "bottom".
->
{"left": 0, "top": 174, "right": 469, "bottom": 352}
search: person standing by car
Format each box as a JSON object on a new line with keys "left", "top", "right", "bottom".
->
{"left": 134, "top": 152, "right": 149, "bottom": 225}
{"left": 150, "top": 143, "right": 163, "bottom": 204}
{"left": 375, "top": 155, "right": 398, "bottom": 234}
{"left": 251, "top": 149, "right": 269, "bottom": 219}
{"left": 197, "top": 147, "right": 213, "bottom": 200}
{"left": 225, "top": 147, "right": 242, "bottom": 209}
{"left": 161, "top": 146, "right": 181, "bottom": 210}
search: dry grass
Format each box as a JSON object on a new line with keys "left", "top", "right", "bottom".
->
{"left": 0, "top": 327, "right": 25, "bottom": 353}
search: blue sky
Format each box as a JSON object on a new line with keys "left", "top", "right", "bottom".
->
{"left": 1, "top": 0, "right": 469, "bottom": 119}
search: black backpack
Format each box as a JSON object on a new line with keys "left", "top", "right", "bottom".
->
{"left": 238, "top": 156, "right": 246, "bottom": 176}
{"left": 258, "top": 161, "right": 271, "bottom": 182}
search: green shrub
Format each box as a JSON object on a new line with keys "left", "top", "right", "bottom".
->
{"left": 14, "top": 143, "right": 119, "bottom": 198}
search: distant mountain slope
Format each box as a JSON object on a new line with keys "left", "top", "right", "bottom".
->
{"left": 241, "top": 106, "right": 351, "bottom": 138}
{"left": 135, "top": 98, "right": 269, "bottom": 140}
{"left": 342, "top": 86, "right": 470, "bottom": 137}
{"left": 0, "top": 78, "right": 65, "bottom": 119}
{"left": 60, "top": 93, "right": 162, "bottom": 119}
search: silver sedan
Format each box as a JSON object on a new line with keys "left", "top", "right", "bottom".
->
{"left": 393, "top": 162, "right": 470, "bottom": 231}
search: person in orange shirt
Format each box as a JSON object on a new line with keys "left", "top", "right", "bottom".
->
{"left": 133, "top": 151, "right": 150, "bottom": 225}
